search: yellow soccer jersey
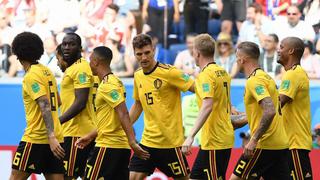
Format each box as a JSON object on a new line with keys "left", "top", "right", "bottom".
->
{"left": 279, "top": 65, "right": 312, "bottom": 150}
{"left": 133, "top": 62, "right": 194, "bottom": 148}
{"left": 95, "top": 74, "right": 130, "bottom": 148}
{"left": 60, "top": 58, "right": 95, "bottom": 137}
{"left": 195, "top": 63, "right": 234, "bottom": 150}
{"left": 244, "top": 69, "right": 288, "bottom": 149}
{"left": 22, "top": 63, "right": 63, "bottom": 144}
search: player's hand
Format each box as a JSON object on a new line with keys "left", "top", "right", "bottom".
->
{"left": 243, "top": 138, "right": 257, "bottom": 159}
{"left": 182, "top": 136, "right": 194, "bottom": 155}
{"left": 48, "top": 135, "right": 65, "bottom": 160}
{"left": 131, "top": 143, "right": 150, "bottom": 160}
{"left": 75, "top": 136, "right": 93, "bottom": 149}
{"left": 231, "top": 106, "right": 241, "bottom": 115}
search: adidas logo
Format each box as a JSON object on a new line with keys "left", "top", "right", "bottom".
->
{"left": 305, "top": 172, "right": 312, "bottom": 178}
{"left": 251, "top": 173, "right": 258, "bottom": 177}
{"left": 28, "top": 164, "right": 35, "bottom": 170}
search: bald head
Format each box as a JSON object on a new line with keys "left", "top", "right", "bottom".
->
{"left": 282, "top": 37, "right": 304, "bottom": 60}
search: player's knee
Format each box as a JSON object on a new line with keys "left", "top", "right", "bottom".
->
{"left": 174, "top": 175, "right": 190, "bottom": 180}
{"left": 10, "top": 169, "right": 30, "bottom": 180}
{"left": 229, "top": 173, "right": 242, "bottom": 180}
{"left": 129, "top": 171, "right": 148, "bottom": 180}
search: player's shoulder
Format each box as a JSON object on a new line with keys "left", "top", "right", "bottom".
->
{"left": 158, "top": 63, "right": 172, "bottom": 70}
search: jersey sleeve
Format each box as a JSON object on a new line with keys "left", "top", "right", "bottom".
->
{"left": 279, "top": 71, "right": 298, "bottom": 99}
{"left": 100, "top": 83, "right": 125, "bottom": 108}
{"left": 133, "top": 75, "right": 139, "bottom": 100}
{"left": 70, "top": 65, "right": 93, "bottom": 89}
{"left": 24, "top": 72, "right": 47, "bottom": 100}
{"left": 247, "top": 77, "right": 270, "bottom": 102}
{"left": 196, "top": 72, "right": 215, "bottom": 99}
{"left": 168, "top": 67, "right": 194, "bottom": 92}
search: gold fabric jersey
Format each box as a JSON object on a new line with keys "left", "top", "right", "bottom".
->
{"left": 195, "top": 63, "right": 234, "bottom": 150}
{"left": 22, "top": 63, "right": 63, "bottom": 144}
{"left": 244, "top": 69, "right": 288, "bottom": 149}
{"left": 133, "top": 62, "right": 194, "bottom": 148}
{"left": 95, "top": 74, "right": 130, "bottom": 148}
{"left": 60, "top": 58, "right": 95, "bottom": 137}
{"left": 279, "top": 65, "right": 312, "bottom": 150}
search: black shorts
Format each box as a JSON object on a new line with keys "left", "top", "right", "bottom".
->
{"left": 190, "top": 149, "right": 231, "bottom": 180}
{"left": 12, "top": 141, "right": 64, "bottom": 174}
{"left": 84, "top": 147, "right": 131, "bottom": 180}
{"left": 129, "top": 144, "right": 190, "bottom": 178}
{"left": 288, "top": 149, "right": 313, "bottom": 180}
{"left": 220, "top": 0, "right": 246, "bottom": 22}
{"left": 233, "top": 149, "right": 290, "bottom": 180}
{"left": 63, "top": 136, "right": 95, "bottom": 177}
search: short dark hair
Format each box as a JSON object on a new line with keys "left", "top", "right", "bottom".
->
{"left": 132, "top": 34, "right": 153, "bottom": 49}
{"left": 303, "top": 40, "right": 314, "bottom": 53}
{"left": 65, "top": 32, "right": 82, "bottom": 46}
{"left": 289, "top": 37, "right": 304, "bottom": 59}
{"left": 11, "top": 32, "right": 44, "bottom": 62}
{"left": 237, "top": 41, "right": 260, "bottom": 60}
{"left": 56, "top": 44, "right": 63, "bottom": 56}
{"left": 93, "top": 46, "right": 113, "bottom": 65}
{"left": 269, "top": 33, "right": 279, "bottom": 43}
{"left": 108, "top": 3, "right": 119, "bottom": 13}
{"left": 249, "top": 3, "right": 263, "bottom": 14}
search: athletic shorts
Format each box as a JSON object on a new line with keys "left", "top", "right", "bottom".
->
{"left": 129, "top": 144, "right": 190, "bottom": 178}
{"left": 190, "top": 149, "right": 231, "bottom": 180}
{"left": 233, "top": 149, "right": 290, "bottom": 180}
{"left": 84, "top": 147, "right": 131, "bottom": 180}
{"left": 12, "top": 141, "right": 64, "bottom": 174}
{"left": 63, "top": 136, "right": 95, "bottom": 178}
{"left": 288, "top": 149, "right": 313, "bottom": 180}
{"left": 220, "top": 0, "right": 246, "bottom": 22}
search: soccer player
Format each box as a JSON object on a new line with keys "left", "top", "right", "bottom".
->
{"left": 278, "top": 37, "right": 313, "bottom": 180}
{"left": 74, "top": 46, "right": 150, "bottom": 179}
{"left": 58, "top": 33, "right": 96, "bottom": 179}
{"left": 230, "top": 42, "right": 289, "bottom": 180}
{"left": 129, "top": 34, "right": 194, "bottom": 180}
{"left": 181, "top": 34, "right": 234, "bottom": 180}
{"left": 10, "top": 32, "right": 65, "bottom": 179}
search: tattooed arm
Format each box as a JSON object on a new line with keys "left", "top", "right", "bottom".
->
{"left": 37, "top": 96, "right": 65, "bottom": 159}
{"left": 231, "top": 114, "right": 248, "bottom": 130}
{"left": 244, "top": 97, "right": 276, "bottom": 158}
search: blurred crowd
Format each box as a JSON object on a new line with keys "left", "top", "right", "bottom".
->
{"left": 0, "top": 0, "right": 319, "bottom": 79}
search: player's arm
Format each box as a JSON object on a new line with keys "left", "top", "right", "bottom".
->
{"left": 182, "top": 97, "right": 213, "bottom": 155}
{"left": 75, "top": 129, "right": 98, "bottom": 149}
{"left": 188, "top": 82, "right": 195, "bottom": 93}
{"left": 231, "top": 114, "right": 247, "bottom": 130}
{"left": 59, "top": 88, "right": 90, "bottom": 124}
{"left": 57, "top": 92, "right": 62, "bottom": 107}
{"left": 244, "top": 97, "right": 276, "bottom": 158}
{"left": 37, "top": 95, "right": 65, "bottom": 159}
{"left": 279, "top": 94, "right": 292, "bottom": 108}
{"left": 129, "top": 100, "right": 143, "bottom": 124}
{"left": 115, "top": 102, "right": 150, "bottom": 159}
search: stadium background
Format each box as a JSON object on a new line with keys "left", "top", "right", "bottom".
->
{"left": 0, "top": 78, "right": 319, "bottom": 179}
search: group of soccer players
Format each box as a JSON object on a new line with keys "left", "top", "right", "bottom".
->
{"left": 9, "top": 30, "right": 313, "bottom": 180}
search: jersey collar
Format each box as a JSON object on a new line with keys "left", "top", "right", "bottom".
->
{"left": 144, "top": 61, "right": 159, "bottom": 75}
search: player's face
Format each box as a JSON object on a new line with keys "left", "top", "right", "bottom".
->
{"left": 236, "top": 49, "right": 245, "bottom": 73}
{"left": 56, "top": 53, "right": 68, "bottom": 72}
{"left": 134, "top": 44, "right": 155, "bottom": 70}
{"left": 61, "top": 35, "right": 81, "bottom": 63}
{"left": 192, "top": 46, "right": 200, "bottom": 66}
{"left": 89, "top": 53, "right": 98, "bottom": 75}
{"left": 277, "top": 40, "right": 289, "bottom": 65}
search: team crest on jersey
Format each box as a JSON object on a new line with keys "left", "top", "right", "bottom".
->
{"left": 31, "top": 83, "right": 40, "bottom": 93}
{"left": 281, "top": 80, "right": 290, "bottom": 90}
{"left": 255, "top": 85, "right": 265, "bottom": 95}
{"left": 181, "top": 73, "right": 190, "bottom": 82}
{"left": 154, "top": 78, "right": 162, "bottom": 89}
{"left": 78, "top": 73, "right": 87, "bottom": 84}
{"left": 110, "top": 90, "right": 120, "bottom": 101}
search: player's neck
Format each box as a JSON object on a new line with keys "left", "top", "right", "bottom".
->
{"left": 284, "top": 58, "right": 300, "bottom": 71}
{"left": 97, "top": 67, "right": 112, "bottom": 81}
{"left": 200, "top": 58, "right": 214, "bottom": 70}
{"left": 245, "top": 62, "right": 260, "bottom": 78}
{"left": 142, "top": 60, "right": 158, "bottom": 74}
{"left": 21, "top": 61, "right": 37, "bottom": 72}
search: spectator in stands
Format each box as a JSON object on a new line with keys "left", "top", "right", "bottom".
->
{"left": 183, "top": 0, "right": 210, "bottom": 35}
{"left": 303, "top": 0, "right": 320, "bottom": 28}
{"left": 313, "top": 123, "right": 320, "bottom": 149}
{"left": 142, "top": 0, "right": 180, "bottom": 47}
{"left": 22, "top": 8, "right": 51, "bottom": 40}
{"left": 0, "top": 8, "right": 15, "bottom": 46}
{"left": 238, "top": 3, "right": 274, "bottom": 48}
{"left": 275, "top": 4, "right": 316, "bottom": 41}
{"left": 80, "top": 0, "right": 112, "bottom": 26}
{"left": 216, "top": 0, "right": 246, "bottom": 35}
{"left": 107, "top": 32, "right": 134, "bottom": 77}
{"left": 7, "top": 55, "right": 24, "bottom": 77}
{"left": 39, "top": 36, "right": 63, "bottom": 77}
{"left": 301, "top": 40, "right": 320, "bottom": 79}
{"left": 255, "top": 0, "right": 290, "bottom": 20}
{"left": 174, "top": 33, "right": 199, "bottom": 77}
{"left": 0, "top": 44, "right": 11, "bottom": 76}
{"left": 259, "top": 34, "right": 282, "bottom": 78}
{"left": 215, "top": 32, "right": 239, "bottom": 78}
